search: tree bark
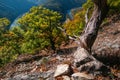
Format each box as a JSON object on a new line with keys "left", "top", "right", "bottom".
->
{"left": 73, "top": 0, "right": 110, "bottom": 76}
{"left": 79, "top": 0, "right": 108, "bottom": 52}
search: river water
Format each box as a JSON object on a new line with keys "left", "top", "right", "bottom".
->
{"left": 0, "top": 0, "right": 86, "bottom": 28}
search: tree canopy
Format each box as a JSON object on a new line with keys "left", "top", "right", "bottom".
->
{"left": 0, "top": 6, "right": 65, "bottom": 66}
{"left": 0, "top": 18, "right": 10, "bottom": 30}
{"left": 18, "top": 6, "right": 64, "bottom": 50}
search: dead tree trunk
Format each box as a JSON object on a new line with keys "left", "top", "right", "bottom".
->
{"left": 73, "top": 0, "right": 110, "bottom": 75}
{"left": 80, "top": 0, "right": 108, "bottom": 52}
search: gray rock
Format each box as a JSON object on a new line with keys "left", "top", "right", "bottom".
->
{"left": 56, "top": 56, "right": 64, "bottom": 61}
{"left": 78, "top": 60, "right": 106, "bottom": 72}
{"left": 54, "top": 64, "right": 72, "bottom": 77}
{"left": 28, "top": 73, "right": 40, "bottom": 80}
{"left": 13, "top": 74, "right": 30, "bottom": 80}
{"left": 29, "top": 70, "right": 54, "bottom": 79}
{"left": 117, "top": 73, "right": 120, "bottom": 78}
{"left": 111, "top": 44, "right": 120, "bottom": 49}
{"left": 40, "top": 70, "right": 54, "bottom": 78}
{"left": 73, "top": 48, "right": 94, "bottom": 67}
{"left": 73, "top": 47, "right": 110, "bottom": 75}
{"left": 71, "top": 72, "right": 94, "bottom": 80}
{"left": 7, "top": 70, "right": 55, "bottom": 80}
{"left": 62, "top": 76, "right": 71, "bottom": 80}
{"left": 46, "top": 76, "right": 55, "bottom": 80}
{"left": 1, "top": 78, "right": 10, "bottom": 80}
{"left": 37, "top": 70, "right": 55, "bottom": 80}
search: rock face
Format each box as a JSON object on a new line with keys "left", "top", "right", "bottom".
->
{"left": 53, "top": 48, "right": 110, "bottom": 80}
{"left": 93, "top": 20, "right": 120, "bottom": 65}
{"left": 62, "top": 76, "right": 71, "bottom": 80}
{"left": 54, "top": 64, "right": 72, "bottom": 77}
{"left": 71, "top": 72, "right": 94, "bottom": 80}
{"left": 73, "top": 48, "right": 109, "bottom": 73}
{"left": 13, "top": 74, "right": 29, "bottom": 80}
{"left": 74, "top": 48, "right": 94, "bottom": 67}
{"left": 6, "top": 70, "right": 55, "bottom": 80}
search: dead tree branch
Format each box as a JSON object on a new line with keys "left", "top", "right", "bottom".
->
{"left": 73, "top": 0, "right": 110, "bottom": 77}
{"left": 80, "top": 0, "right": 108, "bottom": 52}
{"left": 85, "top": 7, "right": 91, "bottom": 24}
{"left": 57, "top": 26, "right": 80, "bottom": 44}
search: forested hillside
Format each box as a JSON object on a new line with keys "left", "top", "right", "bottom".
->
{"left": 0, "top": 0, "right": 86, "bottom": 23}
{"left": 0, "top": 0, "right": 120, "bottom": 80}
{"left": 42, "top": 0, "right": 86, "bottom": 13}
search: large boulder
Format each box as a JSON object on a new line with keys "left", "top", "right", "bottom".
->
{"left": 54, "top": 64, "right": 72, "bottom": 77}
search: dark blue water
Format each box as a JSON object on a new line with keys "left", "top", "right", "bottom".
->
{"left": 0, "top": 0, "right": 86, "bottom": 28}
{"left": 0, "top": 0, "right": 37, "bottom": 21}
{"left": 67, "top": 10, "right": 74, "bottom": 20}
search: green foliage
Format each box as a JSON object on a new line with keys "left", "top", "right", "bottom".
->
{"left": 0, "top": 18, "right": 15, "bottom": 66}
{"left": 64, "top": 14, "right": 85, "bottom": 36}
{"left": 64, "top": 0, "right": 120, "bottom": 36}
{"left": 107, "top": 0, "right": 120, "bottom": 14}
{"left": 18, "top": 6, "right": 64, "bottom": 50}
{"left": 82, "top": 0, "right": 93, "bottom": 9}
{"left": 0, "top": 18, "right": 10, "bottom": 30}
{"left": 0, "top": 6, "right": 64, "bottom": 67}
{"left": 63, "top": 0, "right": 93, "bottom": 36}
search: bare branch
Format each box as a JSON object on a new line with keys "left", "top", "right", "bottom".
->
{"left": 85, "top": 7, "right": 91, "bottom": 24}
{"left": 68, "top": 36, "right": 76, "bottom": 40}
{"left": 69, "top": 36, "right": 81, "bottom": 45}
{"left": 81, "top": 0, "right": 108, "bottom": 52}
{"left": 57, "top": 27, "right": 80, "bottom": 44}
{"left": 73, "top": 33, "right": 80, "bottom": 39}
{"left": 57, "top": 26, "right": 67, "bottom": 35}
{"left": 57, "top": 27, "right": 65, "bottom": 32}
